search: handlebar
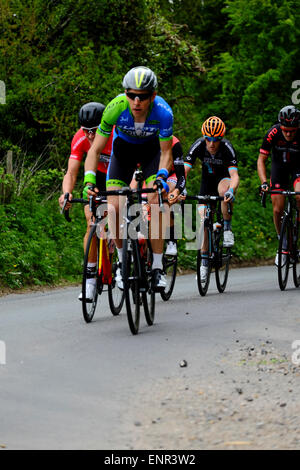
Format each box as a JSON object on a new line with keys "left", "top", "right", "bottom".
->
{"left": 61, "top": 186, "right": 166, "bottom": 222}
{"left": 260, "top": 189, "right": 300, "bottom": 208}
{"left": 184, "top": 194, "right": 232, "bottom": 215}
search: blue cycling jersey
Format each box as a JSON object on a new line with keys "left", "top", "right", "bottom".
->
{"left": 97, "top": 93, "right": 173, "bottom": 144}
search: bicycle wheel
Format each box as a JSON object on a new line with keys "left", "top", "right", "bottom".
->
{"left": 215, "top": 229, "right": 231, "bottom": 293}
{"left": 160, "top": 241, "right": 178, "bottom": 301}
{"left": 108, "top": 248, "right": 125, "bottom": 315}
{"left": 196, "top": 230, "right": 212, "bottom": 296}
{"left": 292, "top": 216, "right": 300, "bottom": 288}
{"left": 122, "top": 238, "right": 141, "bottom": 335}
{"left": 278, "top": 215, "right": 291, "bottom": 291}
{"left": 141, "top": 242, "right": 155, "bottom": 326}
{"left": 82, "top": 224, "right": 102, "bottom": 323}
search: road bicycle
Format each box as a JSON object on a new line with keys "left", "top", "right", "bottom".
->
{"left": 62, "top": 193, "right": 125, "bottom": 322}
{"left": 119, "top": 174, "right": 165, "bottom": 335}
{"left": 261, "top": 189, "right": 300, "bottom": 290}
{"left": 185, "top": 194, "right": 232, "bottom": 296}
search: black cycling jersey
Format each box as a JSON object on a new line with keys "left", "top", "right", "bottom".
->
{"left": 184, "top": 138, "right": 238, "bottom": 195}
{"left": 260, "top": 124, "right": 300, "bottom": 189}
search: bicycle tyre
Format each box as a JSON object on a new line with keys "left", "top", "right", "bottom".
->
{"left": 141, "top": 243, "right": 155, "bottom": 325}
{"left": 160, "top": 241, "right": 178, "bottom": 301}
{"left": 215, "top": 229, "right": 230, "bottom": 293}
{"left": 108, "top": 251, "right": 125, "bottom": 315}
{"left": 278, "top": 215, "right": 291, "bottom": 291}
{"left": 82, "top": 224, "right": 101, "bottom": 323}
{"left": 122, "top": 238, "right": 141, "bottom": 335}
{"left": 196, "top": 230, "right": 212, "bottom": 296}
{"left": 292, "top": 215, "right": 300, "bottom": 288}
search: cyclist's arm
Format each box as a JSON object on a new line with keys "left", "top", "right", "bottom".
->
{"left": 228, "top": 167, "right": 240, "bottom": 192}
{"left": 257, "top": 152, "right": 269, "bottom": 185}
{"left": 59, "top": 159, "right": 81, "bottom": 208}
{"left": 84, "top": 133, "right": 109, "bottom": 186}
{"left": 159, "top": 139, "right": 173, "bottom": 173}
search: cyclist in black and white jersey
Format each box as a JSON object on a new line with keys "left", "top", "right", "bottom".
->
{"left": 184, "top": 116, "right": 239, "bottom": 282}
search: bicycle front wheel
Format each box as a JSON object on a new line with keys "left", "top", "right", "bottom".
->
{"left": 215, "top": 230, "right": 231, "bottom": 293}
{"left": 278, "top": 215, "right": 291, "bottom": 291}
{"left": 82, "top": 224, "right": 101, "bottom": 323}
{"left": 122, "top": 238, "right": 141, "bottom": 335}
{"left": 292, "top": 216, "right": 300, "bottom": 288}
{"left": 160, "top": 241, "right": 178, "bottom": 301}
{"left": 108, "top": 249, "right": 125, "bottom": 315}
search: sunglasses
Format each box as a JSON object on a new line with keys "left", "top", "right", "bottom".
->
{"left": 82, "top": 127, "right": 98, "bottom": 135}
{"left": 280, "top": 126, "right": 298, "bottom": 132}
{"left": 204, "top": 136, "right": 223, "bottom": 142}
{"left": 126, "top": 91, "right": 152, "bottom": 101}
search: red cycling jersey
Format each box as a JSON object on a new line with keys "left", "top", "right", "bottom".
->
{"left": 69, "top": 128, "right": 113, "bottom": 173}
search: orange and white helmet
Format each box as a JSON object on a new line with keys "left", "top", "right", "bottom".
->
{"left": 201, "top": 116, "right": 226, "bottom": 138}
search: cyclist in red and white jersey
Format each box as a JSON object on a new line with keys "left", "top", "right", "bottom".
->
{"left": 58, "top": 102, "right": 113, "bottom": 300}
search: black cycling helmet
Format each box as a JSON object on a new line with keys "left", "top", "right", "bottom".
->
{"left": 278, "top": 105, "right": 300, "bottom": 128}
{"left": 78, "top": 102, "right": 105, "bottom": 128}
{"left": 122, "top": 66, "right": 157, "bottom": 92}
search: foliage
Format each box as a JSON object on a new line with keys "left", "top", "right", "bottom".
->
{"left": 1, "top": 0, "right": 299, "bottom": 288}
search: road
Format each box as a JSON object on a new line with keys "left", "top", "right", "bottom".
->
{"left": 1, "top": 265, "right": 300, "bottom": 450}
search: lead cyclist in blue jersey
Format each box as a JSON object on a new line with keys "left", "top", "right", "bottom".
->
{"left": 84, "top": 66, "right": 183, "bottom": 291}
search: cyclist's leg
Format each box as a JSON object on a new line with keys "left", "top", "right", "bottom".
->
{"left": 143, "top": 146, "right": 167, "bottom": 290}
{"left": 218, "top": 176, "right": 234, "bottom": 246}
{"left": 270, "top": 164, "right": 289, "bottom": 236}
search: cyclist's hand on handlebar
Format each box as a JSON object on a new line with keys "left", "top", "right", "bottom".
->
{"left": 259, "top": 181, "right": 269, "bottom": 194}
{"left": 59, "top": 192, "right": 72, "bottom": 210}
{"left": 83, "top": 183, "right": 98, "bottom": 199}
{"left": 178, "top": 188, "right": 187, "bottom": 201}
{"left": 168, "top": 188, "right": 180, "bottom": 205}
{"left": 224, "top": 188, "right": 235, "bottom": 202}
{"left": 153, "top": 178, "right": 169, "bottom": 194}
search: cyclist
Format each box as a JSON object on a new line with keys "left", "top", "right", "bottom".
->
{"left": 58, "top": 102, "right": 113, "bottom": 300}
{"left": 184, "top": 116, "right": 239, "bottom": 281}
{"left": 257, "top": 104, "right": 300, "bottom": 265}
{"left": 84, "top": 66, "right": 180, "bottom": 292}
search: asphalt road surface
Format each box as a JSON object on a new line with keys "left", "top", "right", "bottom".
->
{"left": 1, "top": 265, "right": 300, "bottom": 450}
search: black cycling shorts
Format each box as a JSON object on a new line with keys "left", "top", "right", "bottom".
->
{"left": 271, "top": 161, "right": 300, "bottom": 190}
{"left": 106, "top": 136, "right": 161, "bottom": 187}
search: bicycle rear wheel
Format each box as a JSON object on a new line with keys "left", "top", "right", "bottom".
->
{"left": 82, "top": 224, "right": 102, "bottom": 323}
{"left": 215, "top": 229, "right": 231, "bottom": 293}
{"left": 292, "top": 216, "right": 300, "bottom": 288}
{"left": 278, "top": 215, "right": 291, "bottom": 291}
{"left": 160, "top": 241, "right": 178, "bottom": 301}
{"left": 122, "top": 238, "right": 141, "bottom": 335}
{"left": 196, "top": 229, "right": 212, "bottom": 296}
{"left": 108, "top": 248, "right": 125, "bottom": 315}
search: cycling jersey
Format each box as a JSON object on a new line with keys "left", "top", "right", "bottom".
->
{"left": 260, "top": 124, "right": 300, "bottom": 189}
{"left": 167, "top": 136, "right": 186, "bottom": 193}
{"left": 185, "top": 138, "right": 237, "bottom": 176}
{"left": 97, "top": 94, "right": 173, "bottom": 144}
{"left": 70, "top": 128, "right": 113, "bottom": 173}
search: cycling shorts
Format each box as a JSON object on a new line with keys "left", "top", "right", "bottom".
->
{"left": 271, "top": 161, "right": 300, "bottom": 191}
{"left": 106, "top": 136, "right": 160, "bottom": 187}
{"left": 199, "top": 174, "right": 230, "bottom": 198}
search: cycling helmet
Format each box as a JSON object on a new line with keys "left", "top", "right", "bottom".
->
{"left": 78, "top": 102, "right": 105, "bottom": 128}
{"left": 122, "top": 66, "right": 157, "bottom": 92}
{"left": 201, "top": 116, "right": 226, "bottom": 137}
{"left": 278, "top": 105, "right": 300, "bottom": 128}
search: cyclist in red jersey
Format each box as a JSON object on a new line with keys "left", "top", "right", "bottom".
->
{"left": 58, "top": 102, "right": 113, "bottom": 301}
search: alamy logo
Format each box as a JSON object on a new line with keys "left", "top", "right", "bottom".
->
{"left": 0, "top": 341, "right": 6, "bottom": 365}
{"left": 0, "top": 80, "right": 6, "bottom": 104}
{"left": 291, "top": 80, "right": 300, "bottom": 105}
